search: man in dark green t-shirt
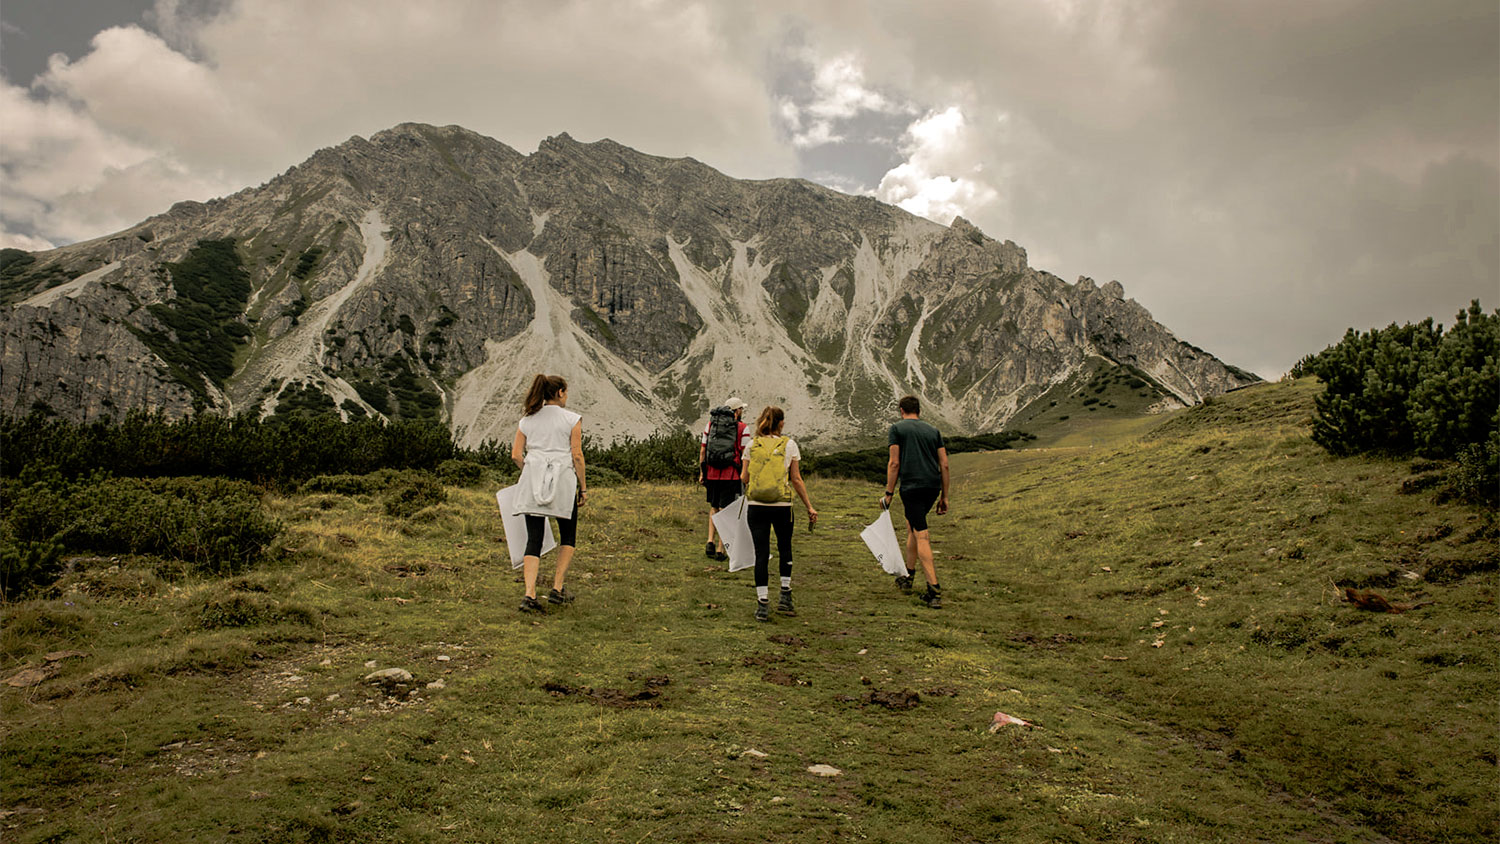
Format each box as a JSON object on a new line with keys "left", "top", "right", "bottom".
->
{"left": 881, "top": 395, "right": 950, "bottom": 608}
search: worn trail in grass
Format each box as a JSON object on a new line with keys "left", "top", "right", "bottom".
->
{"left": 3, "top": 379, "right": 1496, "bottom": 843}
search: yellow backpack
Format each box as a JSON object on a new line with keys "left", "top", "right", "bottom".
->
{"left": 745, "top": 436, "right": 792, "bottom": 503}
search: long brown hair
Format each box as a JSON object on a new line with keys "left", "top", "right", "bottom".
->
{"left": 523, "top": 374, "right": 567, "bottom": 416}
{"left": 754, "top": 405, "right": 785, "bottom": 437}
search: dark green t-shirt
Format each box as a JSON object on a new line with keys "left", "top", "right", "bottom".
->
{"left": 888, "top": 418, "right": 945, "bottom": 490}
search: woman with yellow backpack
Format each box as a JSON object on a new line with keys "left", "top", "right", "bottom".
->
{"left": 742, "top": 406, "right": 818, "bottom": 621}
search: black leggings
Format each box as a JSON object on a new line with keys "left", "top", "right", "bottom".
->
{"left": 746, "top": 505, "right": 794, "bottom": 588}
{"left": 523, "top": 502, "right": 578, "bottom": 557}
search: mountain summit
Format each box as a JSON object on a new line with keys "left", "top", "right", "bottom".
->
{"left": 1, "top": 123, "right": 1256, "bottom": 445}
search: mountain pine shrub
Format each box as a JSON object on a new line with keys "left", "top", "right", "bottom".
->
{"left": 1295, "top": 301, "right": 1497, "bottom": 501}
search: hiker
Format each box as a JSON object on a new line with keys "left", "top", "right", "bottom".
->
{"left": 881, "top": 395, "right": 949, "bottom": 608}
{"left": 698, "top": 397, "right": 751, "bottom": 561}
{"left": 510, "top": 374, "right": 587, "bottom": 613}
{"left": 743, "top": 405, "right": 818, "bottom": 621}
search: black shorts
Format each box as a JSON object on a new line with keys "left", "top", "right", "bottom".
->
{"left": 705, "top": 479, "right": 741, "bottom": 509}
{"left": 900, "top": 487, "right": 941, "bottom": 532}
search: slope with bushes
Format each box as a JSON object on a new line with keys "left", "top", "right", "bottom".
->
{"left": 1, "top": 379, "right": 1494, "bottom": 843}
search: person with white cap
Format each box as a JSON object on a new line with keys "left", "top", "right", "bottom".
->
{"left": 698, "top": 396, "right": 751, "bottom": 560}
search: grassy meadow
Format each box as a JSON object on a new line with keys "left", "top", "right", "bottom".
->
{"left": 2, "top": 378, "right": 1496, "bottom": 843}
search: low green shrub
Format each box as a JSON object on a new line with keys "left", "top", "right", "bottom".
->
{"left": 1444, "top": 433, "right": 1499, "bottom": 508}
{"left": 384, "top": 474, "right": 448, "bottom": 518}
{"left": 436, "top": 458, "right": 487, "bottom": 486}
{"left": 300, "top": 473, "right": 382, "bottom": 496}
{"left": 196, "top": 593, "right": 319, "bottom": 630}
{"left": 587, "top": 466, "right": 626, "bottom": 487}
{"left": 1, "top": 476, "right": 280, "bottom": 587}
{"left": 0, "top": 540, "right": 64, "bottom": 600}
{"left": 1296, "top": 301, "right": 1496, "bottom": 461}
{"left": 586, "top": 430, "right": 698, "bottom": 482}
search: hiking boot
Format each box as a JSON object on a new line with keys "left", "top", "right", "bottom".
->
{"left": 546, "top": 587, "right": 574, "bottom": 605}
{"left": 921, "top": 588, "right": 943, "bottom": 609}
{"left": 519, "top": 595, "right": 544, "bottom": 613}
{"left": 705, "top": 541, "right": 717, "bottom": 558}
{"left": 754, "top": 599, "right": 770, "bottom": 622}
{"left": 894, "top": 573, "right": 914, "bottom": 593}
{"left": 777, "top": 588, "right": 796, "bottom": 617}
{"left": 715, "top": 550, "right": 729, "bottom": 562}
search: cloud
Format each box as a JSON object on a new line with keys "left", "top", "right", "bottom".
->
{"left": 775, "top": 49, "right": 913, "bottom": 149}
{"left": 0, "top": 0, "right": 1493, "bottom": 380}
{"left": 0, "top": 76, "right": 234, "bottom": 245}
{"left": 805, "top": 0, "right": 1498, "bottom": 376}
{"left": 876, "top": 107, "right": 999, "bottom": 225}
{"left": 39, "top": 24, "right": 279, "bottom": 167}
{"left": 0, "top": 0, "right": 797, "bottom": 249}
{"left": 0, "top": 231, "right": 57, "bottom": 251}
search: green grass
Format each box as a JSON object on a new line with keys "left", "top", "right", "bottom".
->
{"left": 2, "top": 379, "right": 1495, "bottom": 842}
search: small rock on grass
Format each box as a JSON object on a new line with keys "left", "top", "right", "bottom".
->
{"left": 741, "top": 748, "right": 768, "bottom": 759}
{"left": 806, "top": 764, "right": 842, "bottom": 777}
{"left": 364, "top": 668, "right": 413, "bottom": 686}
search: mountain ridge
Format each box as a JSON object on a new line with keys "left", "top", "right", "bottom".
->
{"left": 0, "top": 122, "right": 1258, "bottom": 445}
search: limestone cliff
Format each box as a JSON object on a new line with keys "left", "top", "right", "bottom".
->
{"left": 0, "top": 123, "right": 1258, "bottom": 445}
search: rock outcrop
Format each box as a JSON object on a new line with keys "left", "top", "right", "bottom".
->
{"left": 0, "top": 123, "right": 1258, "bottom": 445}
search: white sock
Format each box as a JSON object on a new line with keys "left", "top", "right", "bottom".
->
{"left": 756, "top": 586, "right": 769, "bottom": 601}
{"left": 780, "top": 576, "right": 792, "bottom": 590}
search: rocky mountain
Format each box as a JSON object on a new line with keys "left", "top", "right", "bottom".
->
{"left": 0, "top": 123, "right": 1258, "bottom": 446}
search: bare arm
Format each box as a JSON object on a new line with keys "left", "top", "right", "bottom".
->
{"left": 511, "top": 428, "right": 527, "bottom": 471}
{"left": 937, "top": 446, "right": 950, "bottom": 515}
{"left": 788, "top": 459, "right": 818, "bottom": 525}
{"left": 884, "top": 444, "right": 900, "bottom": 507}
{"left": 698, "top": 441, "right": 707, "bottom": 484}
{"left": 571, "top": 420, "right": 587, "bottom": 503}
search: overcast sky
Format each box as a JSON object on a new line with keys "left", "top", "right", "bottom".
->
{"left": 2, "top": 0, "right": 1495, "bottom": 377}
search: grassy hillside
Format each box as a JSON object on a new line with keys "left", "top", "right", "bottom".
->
{"left": 1006, "top": 358, "right": 1181, "bottom": 448}
{"left": 3, "top": 379, "right": 1495, "bottom": 842}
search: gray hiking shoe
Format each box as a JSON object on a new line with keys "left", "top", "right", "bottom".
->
{"left": 921, "top": 587, "right": 942, "bottom": 609}
{"left": 519, "top": 595, "right": 544, "bottom": 613}
{"left": 777, "top": 588, "right": 796, "bottom": 617}
{"left": 754, "top": 600, "right": 770, "bottom": 622}
{"left": 894, "top": 573, "right": 914, "bottom": 593}
{"left": 547, "top": 587, "right": 574, "bottom": 605}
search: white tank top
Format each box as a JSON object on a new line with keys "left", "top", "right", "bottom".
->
{"left": 518, "top": 405, "right": 581, "bottom": 454}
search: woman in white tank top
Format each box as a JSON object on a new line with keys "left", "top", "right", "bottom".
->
{"left": 510, "top": 374, "right": 587, "bottom": 613}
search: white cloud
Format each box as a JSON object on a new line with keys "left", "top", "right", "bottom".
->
{"left": 0, "top": 0, "right": 797, "bottom": 249}
{"left": 0, "top": 231, "right": 57, "bottom": 251}
{"left": 876, "top": 107, "right": 999, "bottom": 225}
{"left": 778, "top": 50, "right": 912, "bottom": 149}
{"left": 0, "top": 77, "right": 236, "bottom": 244}
{"left": 39, "top": 25, "right": 279, "bottom": 166}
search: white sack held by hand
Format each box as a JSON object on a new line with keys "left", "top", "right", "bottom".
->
{"left": 710, "top": 496, "right": 755, "bottom": 572}
{"left": 496, "top": 486, "right": 557, "bottom": 568}
{"left": 861, "top": 509, "right": 907, "bottom": 575}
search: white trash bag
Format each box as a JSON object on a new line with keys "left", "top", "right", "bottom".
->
{"left": 861, "top": 508, "right": 907, "bottom": 575}
{"left": 710, "top": 496, "right": 755, "bottom": 572}
{"left": 495, "top": 485, "right": 557, "bottom": 569}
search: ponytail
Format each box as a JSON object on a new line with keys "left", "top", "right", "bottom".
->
{"left": 523, "top": 374, "right": 568, "bottom": 416}
{"left": 754, "top": 405, "right": 785, "bottom": 437}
